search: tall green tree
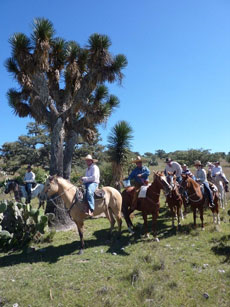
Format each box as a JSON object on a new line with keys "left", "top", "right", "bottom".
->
{"left": 1, "top": 122, "right": 50, "bottom": 173}
{"left": 107, "top": 121, "right": 133, "bottom": 190}
{"left": 6, "top": 18, "right": 127, "bottom": 179}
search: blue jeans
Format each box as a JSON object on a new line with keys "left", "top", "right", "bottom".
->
{"left": 203, "top": 182, "right": 213, "bottom": 203}
{"left": 25, "top": 183, "right": 32, "bottom": 200}
{"left": 84, "top": 182, "right": 98, "bottom": 211}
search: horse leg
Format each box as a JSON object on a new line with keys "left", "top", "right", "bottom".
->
{"left": 109, "top": 207, "right": 122, "bottom": 238}
{"left": 152, "top": 212, "right": 159, "bottom": 241}
{"left": 142, "top": 211, "right": 149, "bottom": 237}
{"left": 75, "top": 220, "right": 84, "bottom": 254}
{"left": 176, "top": 205, "right": 181, "bottom": 227}
{"left": 199, "top": 207, "right": 204, "bottom": 229}
{"left": 104, "top": 208, "right": 115, "bottom": 239}
{"left": 122, "top": 202, "right": 135, "bottom": 232}
{"left": 193, "top": 207, "right": 197, "bottom": 228}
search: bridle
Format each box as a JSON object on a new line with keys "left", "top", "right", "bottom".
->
{"left": 44, "top": 180, "right": 81, "bottom": 213}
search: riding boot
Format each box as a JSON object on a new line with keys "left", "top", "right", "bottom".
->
{"left": 224, "top": 183, "right": 229, "bottom": 192}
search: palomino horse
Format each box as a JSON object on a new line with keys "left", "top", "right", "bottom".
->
{"left": 4, "top": 179, "right": 46, "bottom": 208}
{"left": 122, "top": 171, "right": 171, "bottom": 240}
{"left": 165, "top": 171, "right": 184, "bottom": 227}
{"left": 207, "top": 172, "right": 226, "bottom": 209}
{"left": 181, "top": 175, "right": 220, "bottom": 228}
{"left": 43, "top": 175, "right": 122, "bottom": 254}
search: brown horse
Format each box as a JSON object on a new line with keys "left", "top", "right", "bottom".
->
{"left": 181, "top": 174, "right": 220, "bottom": 228}
{"left": 165, "top": 171, "right": 184, "bottom": 227}
{"left": 122, "top": 171, "right": 171, "bottom": 240}
{"left": 43, "top": 175, "right": 122, "bottom": 254}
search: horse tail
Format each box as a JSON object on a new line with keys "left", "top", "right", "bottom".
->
{"left": 104, "top": 187, "right": 122, "bottom": 231}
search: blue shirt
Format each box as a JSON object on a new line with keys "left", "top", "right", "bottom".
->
{"left": 128, "top": 166, "right": 150, "bottom": 184}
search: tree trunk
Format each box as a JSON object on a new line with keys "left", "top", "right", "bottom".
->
{"left": 45, "top": 196, "right": 75, "bottom": 230}
{"left": 63, "top": 130, "right": 78, "bottom": 180}
{"left": 50, "top": 117, "right": 65, "bottom": 176}
{"left": 48, "top": 118, "right": 75, "bottom": 229}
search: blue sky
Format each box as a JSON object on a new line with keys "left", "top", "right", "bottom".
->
{"left": 1, "top": 0, "right": 230, "bottom": 154}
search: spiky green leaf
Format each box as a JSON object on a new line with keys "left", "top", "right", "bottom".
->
{"left": 88, "top": 33, "right": 111, "bottom": 51}
{"left": 9, "top": 33, "right": 31, "bottom": 56}
{"left": 31, "top": 18, "right": 54, "bottom": 42}
{"left": 7, "top": 89, "right": 31, "bottom": 117}
{"left": 5, "top": 57, "right": 19, "bottom": 76}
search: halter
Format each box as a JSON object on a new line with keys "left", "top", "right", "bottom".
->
{"left": 45, "top": 182, "right": 80, "bottom": 214}
{"left": 180, "top": 180, "right": 203, "bottom": 202}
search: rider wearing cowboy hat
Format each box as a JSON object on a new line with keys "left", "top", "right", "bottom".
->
{"left": 194, "top": 160, "right": 215, "bottom": 208}
{"left": 81, "top": 154, "right": 100, "bottom": 216}
{"left": 126, "top": 156, "right": 150, "bottom": 188}
{"left": 211, "top": 161, "right": 229, "bottom": 192}
{"left": 24, "top": 165, "right": 36, "bottom": 204}
{"left": 125, "top": 156, "right": 150, "bottom": 210}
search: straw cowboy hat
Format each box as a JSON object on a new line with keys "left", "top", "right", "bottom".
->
{"left": 194, "top": 160, "right": 202, "bottom": 166}
{"left": 131, "top": 156, "right": 147, "bottom": 163}
{"left": 82, "top": 154, "right": 98, "bottom": 163}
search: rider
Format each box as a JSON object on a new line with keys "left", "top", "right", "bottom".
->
{"left": 24, "top": 165, "right": 36, "bottom": 204}
{"left": 211, "top": 161, "right": 229, "bottom": 192}
{"left": 81, "top": 154, "right": 100, "bottom": 216}
{"left": 125, "top": 156, "right": 150, "bottom": 210}
{"left": 194, "top": 160, "right": 215, "bottom": 208}
{"left": 181, "top": 164, "right": 195, "bottom": 179}
{"left": 164, "top": 158, "right": 182, "bottom": 183}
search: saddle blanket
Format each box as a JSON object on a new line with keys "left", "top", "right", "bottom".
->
{"left": 138, "top": 185, "right": 150, "bottom": 198}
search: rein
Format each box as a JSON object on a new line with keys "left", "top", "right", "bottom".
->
{"left": 47, "top": 184, "right": 78, "bottom": 213}
{"left": 180, "top": 181, "right": 203, "bottom": 202}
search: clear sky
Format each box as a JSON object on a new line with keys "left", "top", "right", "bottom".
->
{"left": 1, "top": 0, "right": 230, "bottom": 154}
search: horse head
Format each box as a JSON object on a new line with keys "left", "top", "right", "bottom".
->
{"left": 4, "top": 180, "right": 18, "bottom": 194}
{"left": 152, "top": 171, "right": 172, "bottom": 195}
{"left": 44, "top": 175, "right": 59, "bottom": 197}
{"left": 166, "top": 171, "right": 177, "bottom": 187}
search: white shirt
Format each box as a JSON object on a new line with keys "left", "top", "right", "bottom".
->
{"left": 165, "top": 161, "right": 182, "bottom": 177}
{"left": 24, "top": 171, "right": 35, "bottom": 183}
{"left": 211, "top": 166, "right": 223, "bottom": 177}
{"left": 82, "top": 164, "right": 100, "bottom": 184}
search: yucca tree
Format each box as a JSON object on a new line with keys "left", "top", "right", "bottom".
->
{"left": 6, "top": 18, "right": 127, "bottom": 179}
{"left": 107, "top": 121, "right": 133, "bottom": 190}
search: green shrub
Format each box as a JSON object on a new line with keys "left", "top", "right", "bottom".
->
{"left": 0, "top": 200, "right": 52, "bottom": 251}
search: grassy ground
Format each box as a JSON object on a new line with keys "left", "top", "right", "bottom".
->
{"left": 1, "top": 195, "right": 230, "bottom": 307}
{"left": 1, "top": 160, "right": 230, "bottom": 306}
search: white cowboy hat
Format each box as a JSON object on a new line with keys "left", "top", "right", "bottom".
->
{"left": 82, "top": 154, "right": 98, "bottom": 163}
{"left": 131, "top": 156, "right": 147, "bottom": 163}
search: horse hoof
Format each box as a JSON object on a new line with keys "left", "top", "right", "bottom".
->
{"left": 78, "top": 249, "right": 83, "bottom": 255}
{"left": 128, "top": 227, "right": 135, "bottom": 235}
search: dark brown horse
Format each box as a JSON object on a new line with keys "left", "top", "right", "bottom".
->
{"left": 181, "top": 175, "right": 220, "bottom": 228}
{"left": 122, "top": 171, "right": 171, "bottom": 240}
{"left": 165, "top": 171, "right": 184, "bottom": 227}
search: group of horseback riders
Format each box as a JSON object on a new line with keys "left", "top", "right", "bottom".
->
{"left": 122, "top": 156, "right": 229, "bottom": 210}
{"left": 24, "top": 154, "right": 229, "bottom": 215}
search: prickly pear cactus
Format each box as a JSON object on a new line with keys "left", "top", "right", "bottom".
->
{"left": 0, "top": 200, "right": 52, "bottom": 250}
